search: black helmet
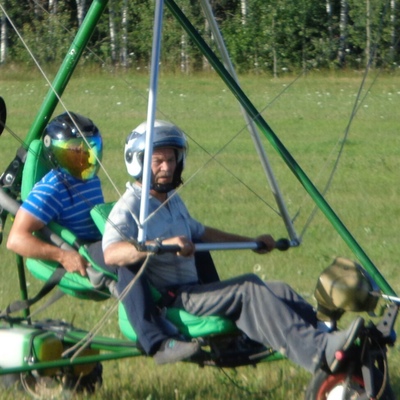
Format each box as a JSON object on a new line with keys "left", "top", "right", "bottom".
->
{"left": 124, "top": 120, "right": 187, "bottom": 193}
{"left": 43, "top": 112, "right": 103, "bottom": 180}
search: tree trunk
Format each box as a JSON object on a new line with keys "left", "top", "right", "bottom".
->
{"left": 48, "top": 0, "right": 57, "bottom": 44}
{"left": 108, "top": 0, "right": 117, "bottom": 64}
{"left": 390, "top": 0, "right": 397, "bottom": 63}
{"left": 0, "top": 3, "right": 6, "bottom": 64}
{"left": 49, "top": 0, "right": 58, "bottom": 14}
{"left": 241, "top": 0, "right": 247, "bottom": 25}
{"left": 202, "top": 17, "right": 210, "bottom": 72}
{"left": 76, "top": 0, "right": 86, "bottom": 27}
{"left": 366, "top": 0, "right": 371, "bottom": 67}
{"left": 272, "top": 17, "right": 277, "bottom": 78}
{"left": 120, "top": 0, "right": 128, "bottom": 67}
{"left": 326, "top": 0, "right": 334, "bottom": 60}
{"left": 181, "top": 33, "right": 188, "bottom": 73}
{"left": 337, "top": 0, "right": 348, "bottom": 67}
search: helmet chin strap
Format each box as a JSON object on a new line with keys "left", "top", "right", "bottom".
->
{"left": 151, "top": 182, "right": 176, "bottom": 193}
{"left": 138, "top": 176, "right": 176, "bottom": 193}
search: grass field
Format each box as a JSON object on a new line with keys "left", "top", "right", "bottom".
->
{"left": 0, "top": 67, "right": 400, "bottom": 399}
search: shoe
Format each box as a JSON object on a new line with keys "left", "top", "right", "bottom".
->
{"left": 325, "top": 317, "right": 364, "bottom": 373}
{"left": 153, "top": 338, "right": 201, "bottom": 365}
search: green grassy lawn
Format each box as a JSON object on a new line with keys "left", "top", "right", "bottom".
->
{"left": 0, "top": 67, "right": 400, "bottom": 399}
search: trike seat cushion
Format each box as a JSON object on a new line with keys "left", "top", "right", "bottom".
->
{"left": 21, "top": 142, "right": 239, "bottom": 341}
{"left": 118, "top": 302, "right": 237, "bottom": 341}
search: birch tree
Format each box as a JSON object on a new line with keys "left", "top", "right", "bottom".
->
{"left": 76, "top": 0, "right": 86, "bottom": 26}
{"left": 325, "top": 0, "right": 334, "bottom": 60}
{"left": 108, "top": 0, "right": 117, "bottom": 64}
{"left": 338, "top": 0, "right": 348, "bottom": 66}
{"left": 240, "top": 0, "right": 247, "bottom": 24}
{"left": 120, "top": 0, "right": 128, "bottom": 67}
{"left": 0, "top": 3, "right": 6, "bottom": 64}
{"left": 366, "top": 0, "right": 371, "bottom": 66}
{"left": 390, "top": 0, "right": 397, "bottom": 62}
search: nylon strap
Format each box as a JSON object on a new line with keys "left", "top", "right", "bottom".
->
{"left": 0, "top": 265, "right": 66, "bottom": 317}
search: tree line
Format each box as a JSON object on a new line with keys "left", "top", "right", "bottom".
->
{"left": 1, "top": 0, "right": 399, "bottom": 75}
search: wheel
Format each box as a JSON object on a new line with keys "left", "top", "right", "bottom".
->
{"left": 63, "top": 362, "right": 103, "bottom": 394}
{"left": 305, "top": 368, "right": 396, "bottom": 400}
{"left": 8, "top": 362, "right": 103, "bottom": 398}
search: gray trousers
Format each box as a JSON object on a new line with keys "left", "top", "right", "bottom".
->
{"left": 171, "top": 273, "right": 328, "bottom": 373}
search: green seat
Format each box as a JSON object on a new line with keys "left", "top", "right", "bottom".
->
{"left": 21, "top": 141, "right": 238, "bottom": 340}
{"left": 25, "top": 258, "right": 109, "bottom": 301}
{"left": 118, "top": 302, "right": 237, "bottom": 342}
{"left": 91, "top": 203, "right": 238, "bottom": 340}
{"left": 21, "top": 140, "right": 112, "bottom": 300}
{"left": 21, "top": 140, "right": 48, "bottom": 201}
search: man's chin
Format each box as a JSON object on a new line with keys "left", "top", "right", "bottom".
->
{"left": 152, "top": 182, "right": 176, "bottom": 193}
{"left": 156, "top": 179, "right": 172, "bottom": 185}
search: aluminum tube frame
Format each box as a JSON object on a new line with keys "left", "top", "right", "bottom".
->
{"left": 138, "top": 0, "right": 165, "bottom": 244}
{"left": 199, "top": 0, "right": 299, "bottom": 244}
{"left": 165, "top": 0, "right": 396, "bottom": 297}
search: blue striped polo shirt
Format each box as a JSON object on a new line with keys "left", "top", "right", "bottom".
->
{"left": 22, "top": 169, "right": 104, "bottom": 241}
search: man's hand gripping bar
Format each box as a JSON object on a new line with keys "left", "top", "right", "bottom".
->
{"left": 143, "top": 238, "right": 292, "bottom": 254}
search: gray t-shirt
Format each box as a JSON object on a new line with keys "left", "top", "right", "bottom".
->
{"left": 102, "top": 182, "right": 205, "bottom": 290}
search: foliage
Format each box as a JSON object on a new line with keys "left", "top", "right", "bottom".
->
{"left": 1, "top": 0, "right": 400, "bottom": 72}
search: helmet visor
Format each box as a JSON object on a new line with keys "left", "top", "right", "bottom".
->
{"left": 52, "top": 136, "right": 102, "bottom": 180}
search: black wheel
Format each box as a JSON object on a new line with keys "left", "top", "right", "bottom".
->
{"left": 305, "top": 368, "right": 396, "bottom": 400}
{"left": 63, "top": 362, "right": 103, "bottom": 394}
{"left": 4, "top": 363, "right": 103, "bottom": 398}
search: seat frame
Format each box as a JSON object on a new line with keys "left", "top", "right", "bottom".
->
{"left": 20, "top": 139, "right": 238, "bottom": 341}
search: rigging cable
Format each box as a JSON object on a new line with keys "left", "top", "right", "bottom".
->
{"left": 1, "top": 0, "right": 397, "bottom": 357}
{"left": 299, "top": 0, "right": 395, "bottom": 239}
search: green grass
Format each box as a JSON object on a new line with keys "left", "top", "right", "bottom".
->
{"left": 1, "top": 67, "right": 400, "bottom": 399}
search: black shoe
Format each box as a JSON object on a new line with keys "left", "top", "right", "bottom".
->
{"left": 153, "top": 338, "right": 200, "bottom": 365}
{"left": 325, "top": 317, "right": 364, "bottom": 373}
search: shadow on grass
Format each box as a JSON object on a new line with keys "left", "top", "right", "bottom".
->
{"left": 389, "top": 371, "right": 400, "bottom": 394}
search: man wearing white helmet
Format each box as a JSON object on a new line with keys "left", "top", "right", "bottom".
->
{"left": 102, "top": 120, "right": 364, "bottom": 372}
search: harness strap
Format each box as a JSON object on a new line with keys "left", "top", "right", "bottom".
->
{"left": 28, "top": 289, "right": 66, "bottom": 318}
{"left": 0, "top": 265, "right": 66, "bottom": 317}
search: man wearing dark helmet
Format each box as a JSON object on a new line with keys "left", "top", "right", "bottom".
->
{"left": 8, "top": 114, "right": 194, "bottom": 366}
{"left": 7, "top": 112, "right": 104, "bottom": 276}
{"left": 103, "top": 120, "right": 364, "bottom": 374}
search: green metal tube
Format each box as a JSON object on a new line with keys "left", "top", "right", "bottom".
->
{"left": 165, "top": 0, "right": 396, "bottom": 297}
{"left": 15, "top": 254, "right": 30, "bottom": 320}
{"left": 23, "top": 0, "right": 109, "bottom": 146}
{"left": 62, "top": 330, "right": 139, "bottom": 352}
{"left": 0, "top": 349, "right": 141, "bottom": 375}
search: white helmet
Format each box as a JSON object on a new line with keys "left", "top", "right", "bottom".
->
{"left": 125, "top": 120, "right": 188, "bottom": 192}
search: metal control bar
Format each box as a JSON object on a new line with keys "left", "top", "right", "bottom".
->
{"left": 144, "top": 238, "right": 292, "bottom": 254}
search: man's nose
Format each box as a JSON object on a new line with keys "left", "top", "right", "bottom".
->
{"left": 161, "top": 161, "right": 173, "bottom": 171}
